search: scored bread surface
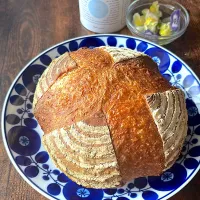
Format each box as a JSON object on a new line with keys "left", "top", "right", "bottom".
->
{"left": 33, "top": 47, "right": 188, "bottom": 188}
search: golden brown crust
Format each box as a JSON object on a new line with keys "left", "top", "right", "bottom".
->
{"left": 34, "top": 48, "right": 114, "bottom": 134}
{"left": 33, "top": 47, "right": 187, "bottom": 188}
{"left": 102, "top": 57, "right": 173, "bottom": 182}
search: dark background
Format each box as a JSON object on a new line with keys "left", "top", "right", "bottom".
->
{"left": 0, "top": 0, "right": 200, "bottom": 199}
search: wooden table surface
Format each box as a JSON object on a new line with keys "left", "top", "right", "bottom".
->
{"left": 0, "top": 0, "right": 200, "bottom": 199}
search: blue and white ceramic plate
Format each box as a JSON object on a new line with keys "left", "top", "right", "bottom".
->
{"left": 2, "top": 34, "right": 200, "bottom": 200}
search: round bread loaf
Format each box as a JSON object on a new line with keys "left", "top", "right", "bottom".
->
{"left": 33, "top": 47, "right": 188, "bottom": 188}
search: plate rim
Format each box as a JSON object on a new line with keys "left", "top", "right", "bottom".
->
{"left": 1, "top": 33, "right": 200, "bottom": 200}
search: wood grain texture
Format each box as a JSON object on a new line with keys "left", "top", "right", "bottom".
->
{"left": 0, "top": 0, "right": 199, "bottom": 199}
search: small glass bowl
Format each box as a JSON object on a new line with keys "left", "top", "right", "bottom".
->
{"left": 126, "top": 0, "right": 190, "bottom": 45}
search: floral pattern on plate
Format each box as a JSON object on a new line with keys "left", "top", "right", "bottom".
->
{"left": 2, "top": 35, "right": 200, "bottom": 200}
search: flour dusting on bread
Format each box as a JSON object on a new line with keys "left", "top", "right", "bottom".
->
{"left": 146, "top": 89, "right": 188, "bottom": 169}
{"left": 101, "top": 46, "right": 146, "bottom": 63}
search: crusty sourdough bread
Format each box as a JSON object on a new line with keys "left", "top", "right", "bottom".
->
{"left": 33, "top": 47, "right": 188, "bottom": 188}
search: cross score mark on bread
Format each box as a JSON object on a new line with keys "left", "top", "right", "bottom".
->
{"left": 33, "top": 47, "right": 188, "bottom": 188}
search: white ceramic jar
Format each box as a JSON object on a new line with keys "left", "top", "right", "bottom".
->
{"left": 79, "top": 0, "right": 131, "bottom": 33}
